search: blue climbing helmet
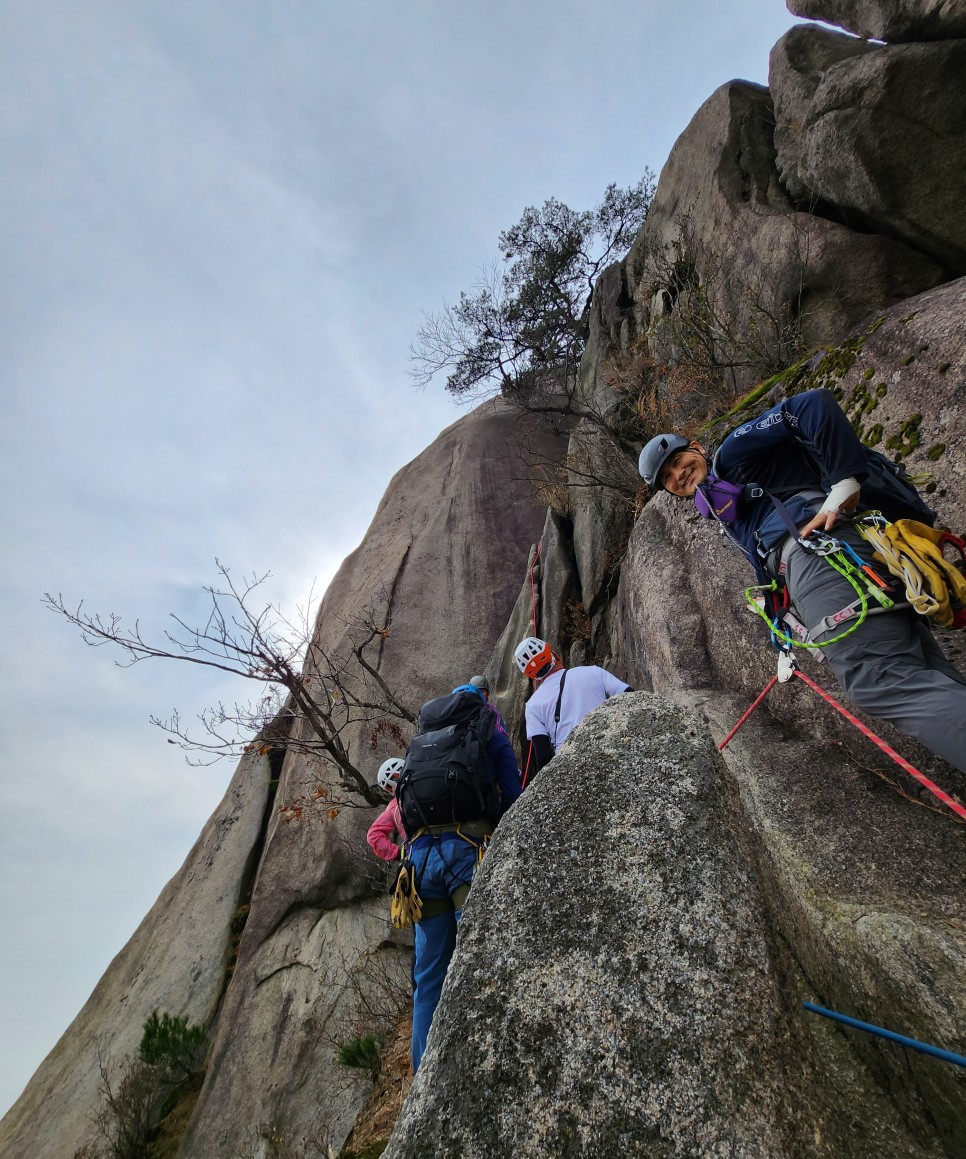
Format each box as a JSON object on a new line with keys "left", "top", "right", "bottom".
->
{"left": 639, "top": 433, "right": 690, "bottom": 488}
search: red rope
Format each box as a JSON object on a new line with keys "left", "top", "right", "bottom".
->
{"left": 521, "top": 741, "right": 533, "bottom": 789}
{"left": 791, "top": 670, "right": 966, "bottom": 822}
{"left": 719, "top": 667, "right": 966, "bottom": 822}
{"left": 718, "top": 677, "right": 778, "bottom": 750}
{"left": 528, "top": 541, "right": 541, "bottom": 634}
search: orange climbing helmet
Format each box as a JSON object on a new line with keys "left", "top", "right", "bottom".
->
{"left": 513, "top": 636, "right": 558, "bottom": 681}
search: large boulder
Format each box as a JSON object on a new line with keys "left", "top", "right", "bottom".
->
{"left": 610, "top": 278, "right": 966, "bottom": 1156}
{"left": 770, "top": 25, "right": 877, "bottom": 204}
{"left": 771, "top": 28, "right": 966, "bottom": 273}
{"left": 385, "top": 694, "right": 945, "bottom": 1157}
{"left": 787, "top": 0, "right": 966, "bottom": 42}
{"left": 613, "top": 500, "right": 966, "bottom": 1155}
{"left": 626, "top": 82, "right": 948, "bottom": 393}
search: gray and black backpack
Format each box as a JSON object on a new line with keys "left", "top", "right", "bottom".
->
{"left": 397, "top": 690, "right": 500, "bottom": 832}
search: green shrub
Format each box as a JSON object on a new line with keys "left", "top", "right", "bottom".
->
{"left": 337, "top": 1034, "right": 384, "bottom": 1074}
{"left": 139, "top": 1011, "right": 206, "bottom": 1079}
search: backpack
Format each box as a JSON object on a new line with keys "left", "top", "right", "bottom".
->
{"left": 852, "top": 448, "right": 936, "bottom": 527}
{"left": 708, "top": 443, "right": 936, "bottom": 533}
{"left": 397, "top": 690, "right": 500, "bottom": 832}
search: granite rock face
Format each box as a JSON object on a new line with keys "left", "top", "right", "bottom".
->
{"left": 787, "top": 0, "right": 966, "bottom": 42}
{"left": 384, "top": 694, "right": 943, "bottom": 1158}
{"left": 626, "top": 82, "right": 947, "bottom": 392}
{"left": 828, "top": 276, "right": 966, "bottom": 511}
{"left": 770, "top": 25, "right": 877, "bottom": 204}
{"left": 613, "top": 506, "right": 966, "bottom": 1155}
{"left": 771, "top": 27, "right": 966, "bottom": 272}
{"left": 612, "top": 279, "right": 966, "bottom": 1157}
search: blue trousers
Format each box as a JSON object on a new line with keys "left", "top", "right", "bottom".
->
{"left": 408, "top": 832, "right": 480, "bottom": 1071}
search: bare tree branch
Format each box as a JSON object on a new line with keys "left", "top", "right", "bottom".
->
{"left": 43, "top": 564, "right": 416, "bottom": 806}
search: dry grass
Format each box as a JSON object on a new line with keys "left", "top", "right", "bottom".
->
{"left": 337, "top": 1012, "right": 413, "bottom": 1159}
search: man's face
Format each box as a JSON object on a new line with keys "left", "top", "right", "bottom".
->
{"left": 659, "top": 444, "right": 708, "bottom": 497}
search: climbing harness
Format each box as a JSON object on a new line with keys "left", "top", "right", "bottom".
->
{"left": 391, "top": 821, "right": 491, "bottom": 928}
{"left": 719, "top": 651, "right": 966, "bottom": 823}
{"left": 802, "top": 1002, "right": 966, "bottom": 1069}
{"left": 856, "top": 513, "right": 966, "bottom": 629}
{"left": 408, "top": 819, "right": 492, "bottom": 855}
{"left": 745, "top": 528, "right": 895, "bottom": 652}
{"left": 694, "top": 469, "right": 896, "bottom": 652}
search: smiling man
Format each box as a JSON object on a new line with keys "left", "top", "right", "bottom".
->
{"left": 638, "top": 387, "right": 966, "bottom": 775}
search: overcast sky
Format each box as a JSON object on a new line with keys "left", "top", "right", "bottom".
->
{"left": 0, "top": 0, "right": 800, "bottom": 1119}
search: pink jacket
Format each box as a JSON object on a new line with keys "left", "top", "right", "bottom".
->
{"left": 367, "top": 798, "right": 407, "bottom": 861}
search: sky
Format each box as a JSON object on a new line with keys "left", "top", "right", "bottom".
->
{"left": 0, "top": 0, "right": 800, "bottom": 1120}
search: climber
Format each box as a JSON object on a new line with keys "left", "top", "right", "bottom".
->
{"left": 399, "top": 683, "right": 522, "bottom": 1071}
{"left": 514, "top": 637, "right": 631, "bottom": 778}
{"left": 366, "top": 758, "right": 407, "bottom": 861}
{"left": 638, "top": 386, "right": 966, "bottom": 775}
{"left": 469, "top": 673, "right": 510, "bottom": 736}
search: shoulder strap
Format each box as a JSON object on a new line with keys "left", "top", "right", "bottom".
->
{"left": 764, "top": 488, "right": 806, "bottom": 542}
{"left": 476, "top": 701, "right": 494, "bottom": 741}
{"left": 552, "top": 670, "right": 568, "bottom": 747}
{"left": 710, "top": 448, "right": 764, "bottom": 502}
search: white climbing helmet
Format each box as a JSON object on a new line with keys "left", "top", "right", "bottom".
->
{"left": 377, "top": 757, "right": 405, "bottom": 795}
{"left": 514, "top": 636, "right": 556, "bottom": 680}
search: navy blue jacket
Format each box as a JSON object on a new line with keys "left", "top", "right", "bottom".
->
{"left": 487, "top": 728, "right": 522, "bottom": 816}
{"left": 712, "top": 389, "right": 875, "bottom": 565}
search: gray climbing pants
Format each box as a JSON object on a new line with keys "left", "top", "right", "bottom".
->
{"left": 783, "top": 526, "right": 966, "bottom": 776}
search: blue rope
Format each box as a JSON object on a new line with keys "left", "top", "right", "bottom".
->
{"left": 803, "top": 1002, "right": 966, "bottom": 1068}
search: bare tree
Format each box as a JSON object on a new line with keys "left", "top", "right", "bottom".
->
{"left": 44, "top": 563, "right": 415, "bottom": 806}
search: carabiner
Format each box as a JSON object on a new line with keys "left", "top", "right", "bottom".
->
{"left": 800, "top": 530, "right": 842, "bottom": 557}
